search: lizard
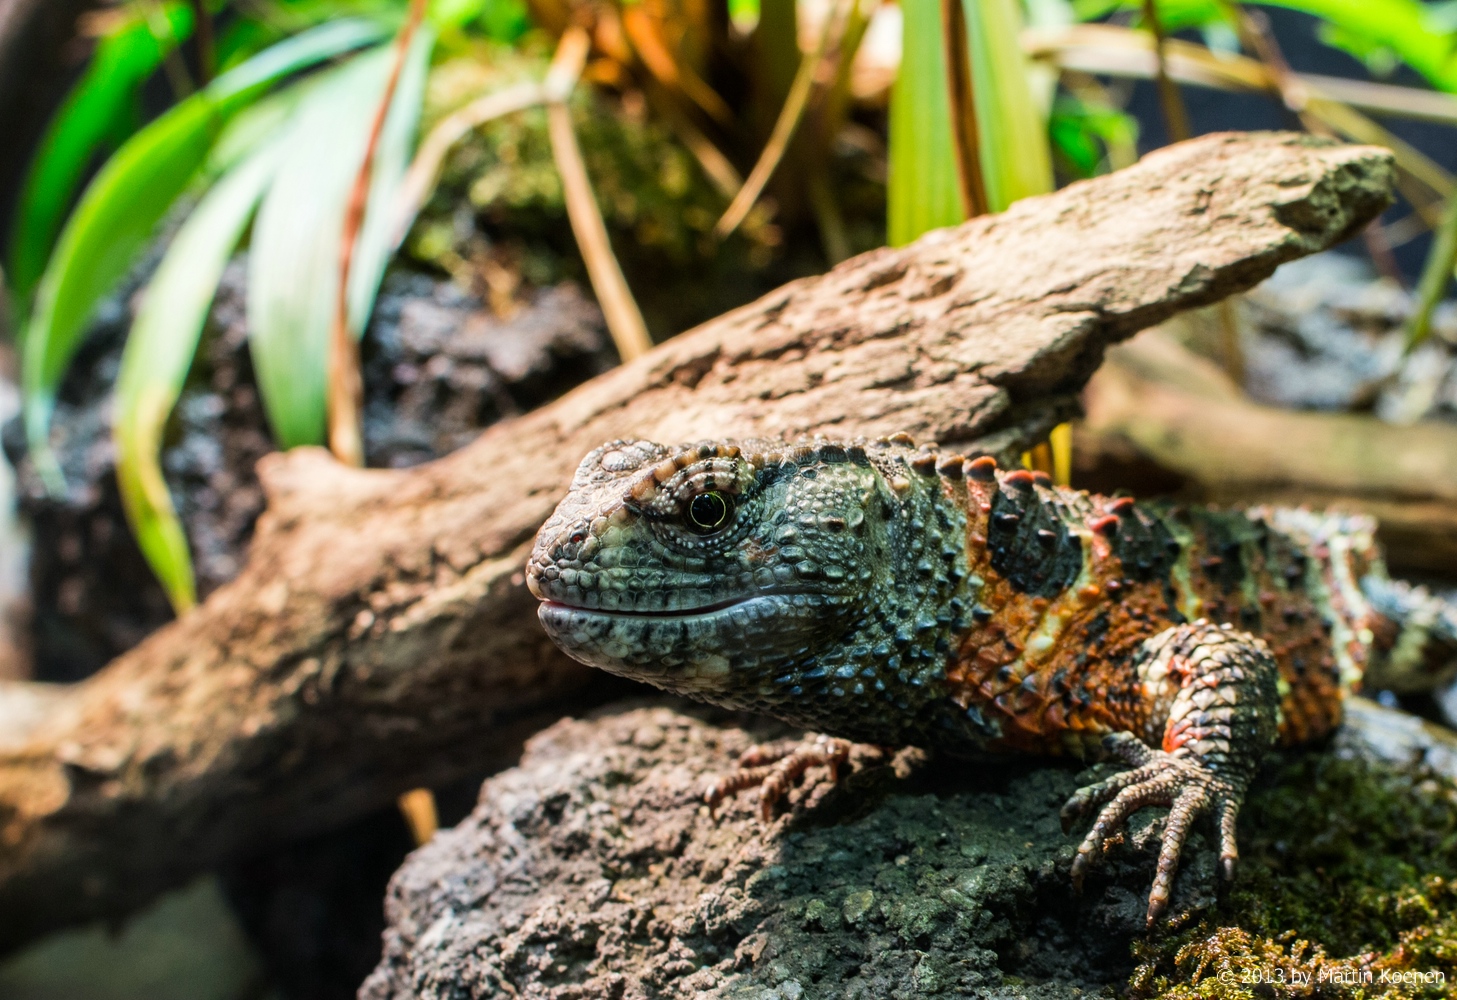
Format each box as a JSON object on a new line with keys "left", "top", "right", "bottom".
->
{"left": 526, "top": 434, "right": 1457, "bottom": 925}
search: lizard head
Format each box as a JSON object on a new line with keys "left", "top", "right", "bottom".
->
{"left": 528, "top": 437, "right": 973, "bottom": 736}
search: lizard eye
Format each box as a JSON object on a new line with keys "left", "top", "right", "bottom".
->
{"left": 685, "top": 490, "right": 733, "bottom": 534}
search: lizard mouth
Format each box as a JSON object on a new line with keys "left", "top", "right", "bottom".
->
{"left": 539, "top": 597, "right": 752, "bottom": 618}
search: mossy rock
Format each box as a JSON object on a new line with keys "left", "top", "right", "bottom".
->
{"left": 360, "top": 700, "right": 1457, "bottom": 998}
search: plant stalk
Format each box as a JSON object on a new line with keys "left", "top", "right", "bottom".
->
{"left": 940, "top": 0, "right": 988, "bottom": 218}
{"left": 1142, "top": 0, "right": 1190, "bottom": 142}
{"left": 714, "top": 0, "right": 851, "bottom": 239}
{"left": 546, "top": 26, "right": 653, "bottom": 361}
{"left": 328, "top": 0, "right": 428, "bottom": 468}
{"left": 1406, "top": 194, "right": 1457, "bottom": 352}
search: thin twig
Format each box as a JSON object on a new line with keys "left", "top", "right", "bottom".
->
{"left": 389, "top": 81, "right": 549, "bottom": 246}
{"left": 329, "top": 0, "right": 429, "bottom": 467}
{"left": 1025, "top": 25, "right": 1457, "bottom": 125}
{"left": 1362, "top": 221, "right": 1405, "bottom": 285}
{"left": 715, "top": 0, "right": 851, "bottom": 239}
{"left": 1142, "top": 0, "right": 1190, "bottom": 142}
{"left": 940, "top": 0, "right": 988, "bottom": 218}
{"left": 547, "top": 26, "right": 654, "bottom": 361}
{"left": 1026, "top": 25, "right": 1455, "bottom": 211}
{"left": 1232, "top": 6, "right": 1326, "bottom": 132}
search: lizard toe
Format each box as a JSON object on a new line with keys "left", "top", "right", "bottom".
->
{"left": 704, "top": 735, "right": 852, "bottom": 820}
{"left": 1064, "top": 745, "right": 1240, "bottom": 924}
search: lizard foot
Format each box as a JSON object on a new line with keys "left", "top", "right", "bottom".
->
{"left": 705, "top": 735, "right": 853, "bottom": 821}
{"left": 1060, "top": 732, "right": 1242, "bottom": 927}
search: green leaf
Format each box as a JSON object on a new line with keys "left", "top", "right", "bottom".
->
{"left": 6, "top": 4, "right": 193, "bottom": 314}
{"left": 1050, "top": 93, "right": 1139, "bottom": 177}
{"left": 114, "top": 138, "right": 285, "bottom": 614}
{"left": 349, "top": 29, "right": 433, "bottom": 335}
{"left": 1078, "top": 0, "right": 1457, "bottom": 91}
{"left": 1258, "top": 0, "right": 1457, "bottom": 91}
{"left": 206, "top": 16, "right": 385, "bottom": 99}
{"left": 963, "top": 0, "right": 1055, "bottom": 211}
{"left": 1074, "top": 0, "right": 1231, "bottom": 31}
{"left": 247, "top": 31, "right": 434, "bottom": 450}
{"left": 20, "top": 18, "right": 384, "bottom": 493}
{"left": 887, "top": 0, "right": 964, "bottom": 244}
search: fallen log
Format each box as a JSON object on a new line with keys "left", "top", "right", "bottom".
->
{"left": 1077, "top": 326, "right": 1457, "bottom": 574}
{"left": 0, "top": 133, "right": 1393, "bottom": 950}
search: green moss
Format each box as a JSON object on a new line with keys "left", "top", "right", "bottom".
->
{"left": 1130, "top": 753, "right": 1457, "bottom": 999}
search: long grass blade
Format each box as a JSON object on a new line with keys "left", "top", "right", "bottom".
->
{"left": 942, "top": 0, "right": 989, "bottom": 217}
{"left": 887, "top": 0, "right": 964, "bottom": 244}
{"left": 20, "top": 18, "right": 384, "bottom": 492}
{"left": 248, "top": 48, "right": 393, "bottom": 450}
{"left": 1405, "top": 194, "right": 1457, "bottom": 352}
{"left": 346, "top": 28, "right": 434, "bottom": 335}
{"left": 963, "top": 0, "right": 1054, "bottom": 210}
{"left": 114, "top": 139, "right": 284, "bottom": 614}
{"left": 6, "top": 5, "right": 193, "bottom": 314}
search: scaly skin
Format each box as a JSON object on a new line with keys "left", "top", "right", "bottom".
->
{"left": 528, "top": 435, "right": 1457, "bottom": 925}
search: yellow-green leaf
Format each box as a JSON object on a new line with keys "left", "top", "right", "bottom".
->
{"left": 247, "top": 31, "right": 433, "bottom": 450}
{"left": 888, "top": 0, "right": 965, "bottom": 245}
{"left": 114, "top": 139, "right": 285, "bottom": 614}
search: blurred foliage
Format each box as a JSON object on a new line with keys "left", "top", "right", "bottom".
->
{"left": 5, "top": 3, "right": 193, "bottom": 315}
{"left": 5, "top": 0, "right": 1457, "bottom": 606}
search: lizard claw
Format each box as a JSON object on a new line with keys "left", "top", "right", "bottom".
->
{"left": 1061, "top": 735, "right": 1242, "bottom": 926}
{"left": 705, "top": 735, "right": 853, "bottom": 821}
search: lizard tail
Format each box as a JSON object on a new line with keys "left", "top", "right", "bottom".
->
{"left": 1361, "top": 577, "right": 1457, "bottom": 695}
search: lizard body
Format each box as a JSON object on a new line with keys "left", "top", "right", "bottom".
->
{"left": 528, "top": 435, "right": 1457, "bottom": 922}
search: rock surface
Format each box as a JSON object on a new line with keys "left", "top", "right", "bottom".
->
{"left": 360, "top": 705, "right": 1213, "bottom": 999}
{"left": 363, "top": 700, "right": 1457, "bottom": 999}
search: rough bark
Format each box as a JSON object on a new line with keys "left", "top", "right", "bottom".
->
{"left": 1078, "top": 328, "right": 1457, "bottom": 574}
{"left": 0, "top": 132, "right": 1393, "bottom": 951}
{"left": 358, "top": 698, "right": 1457, "bottom": 999}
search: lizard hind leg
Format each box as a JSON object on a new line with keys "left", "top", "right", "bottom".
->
{"left": 705, "top": 735, "right": 855, "bottom": 821}
{"left": 1362, "top": 576, "right": 1457, "bottom": 694}
{"left": 1060, "top": 621, "right": 1281, "bottom": 927}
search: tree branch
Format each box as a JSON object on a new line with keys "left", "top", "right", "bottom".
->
{"left": 0, "top": 133, "right": 1392, "bottom": 950}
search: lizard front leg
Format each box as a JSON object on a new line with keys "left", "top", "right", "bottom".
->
{"left": 1061, "top": 621, "right": 1281, "bottom": 926}
{"left": 705, "top": 736, "right": 861, "bottom": 820}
